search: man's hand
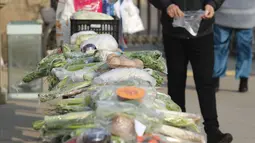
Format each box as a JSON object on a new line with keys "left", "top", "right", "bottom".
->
{"left": 202, "top": 4, "right": 215, "bottom": 19}
{"left": 167, "top": 4, "right": 184, "bottom": 18}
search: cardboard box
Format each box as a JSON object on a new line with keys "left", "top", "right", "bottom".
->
{"left": 0, "top": 0, "right": 50, "bottom": 63}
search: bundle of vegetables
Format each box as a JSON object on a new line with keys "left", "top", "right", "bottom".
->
{"left": 53, "top": 98, "right": 91, "bottom": 114}
{"left": 95, "top": 101, "right": 204, "bottom": 143}
{"left": 124, "top": 50, "right": 167, "bottom": 73}
{"left": 22, "top": 53, "right": 67, "bottom": 83}
{"left": 38, "top": 80, "right": 91, "bottom": 102}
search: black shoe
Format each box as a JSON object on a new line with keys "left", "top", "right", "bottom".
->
{"left": 239, "top": 77, "right": 248, "bottom": 93}
{"left": 213, "top": 78, "right": 220, "bottom": 92}
{"left": 207, "top": 129, "right": 233, "bottom": 143}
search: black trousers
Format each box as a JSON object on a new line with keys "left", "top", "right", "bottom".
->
{"left": 163, "top": 33, "right": 219, "bottom": 130}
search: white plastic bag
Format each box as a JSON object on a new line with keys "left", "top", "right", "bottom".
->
{"left": 93, "top": 68, "right": 157, "bottom": 86}
{"left": 56, "top": 0, "right": 76, "bottom": 46}
{"left": 117, "top": 0, "right": 144, "bottom": 34}
{"left": 80, "top": 34, "right": 119, "bottom": 61}
{"left": 172, "top": 10, "right": 205, "bottom": 36}
{"left": 80, "top": 34, "right": 118, "bottom": 51}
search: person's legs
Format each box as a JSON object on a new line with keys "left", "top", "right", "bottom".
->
{"left": 163, "top": 34, "right": 188, "bottom": 112}
{"left": 188, "top": 33, "right": 219, "bottom": 129}
{"left": 213, "top": 24, "right": 233, "bottom": 91}
{"left": 188, "top": 33, "right": 233, "bottom": 143}
{"left": 235, "top": 29, "right": 253, "bottom": 92}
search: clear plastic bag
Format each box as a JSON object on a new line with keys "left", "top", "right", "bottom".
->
{"left": 38, "top": 80, "right": 91, "bottom": 102}
{"left": 155, "top": 110, "right": 202, "bottom": 125}
{"left": 93, "top": 68, "right": 157, "bottom": 86}
{"left": 154, "top": 92, "right": 182, "bottom": 112}
{"left": 172, "top": 10, "right": 205, "bottom": 36}
{"left": 66, "top": 57, "right": 95, "bottom": 65}
{"left": 95, "top": 101, "right": 163, "bottom": 141}
{"left": 44, "top": 111, "right": 95, "bottom": 130}
{"left": 76, "top": 127, "right": 111, "bottom": 143}
{"left": 51, "top": 65, "right": 98, "bottom": 82}
{"left": 153, "top": 134, "right": 199, "bottom": 143}
{"left": 88, "top": 84, "right": 157, "bottom": 109}
{"left": 157, "top": 125, "right": 206, "bottom": 143}
{"left": 119, "top": 0, "right": 145, "bottom": 34}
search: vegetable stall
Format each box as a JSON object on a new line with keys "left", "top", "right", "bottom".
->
{"left": 21, "top": 1, "right": 206, "bottom": 143}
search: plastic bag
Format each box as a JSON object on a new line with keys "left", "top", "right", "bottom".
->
{"left": 73, "top": 0, "right": 103, "bottom": 12}
{"left": 80, "top": 34, "right": 118, "bottom": 51}
{"left": 54, "top": 98, "right": 91, "bottom": 114}
{"left": 154, "top": 92, "right": 182, "bottom": 112}
{"left": 157, "top": 125, "right": 206, "bottom": 143}
{"left": 95, "top": 101, "right": 164, "bottom": 141}
{"left": 88, "top": 84, "right": 156, "bottom": 109}
{"left": 107, "top": 54, "right": 144, "bottom": 69}
{"left": 52, "top": 66, "right": 98, "bottom": 82}
{"left": 155, "top": 110, "right": 202, "bottom": 125}
{"left": 38, "top": 80, "right": 91, "bottom": 102}
{"left": 66, "top": 57, "right": 95, "bottom": 65}
{"left": 76, "top": 127, "right": 111, "bottom": 143}
{"left": 70, "top": 31, "right": 97, "bottom": 45}
{"left": 56, "top": 0, "right": 75, "bottom": 46}
{"left": 144, "top": 68, "right": 164, "bottom": 86}
{"left": 172, "top": 10, "right": 205, "bottom": 36}
{"left": 119, "top": 0, "right": 144, "bottom": 34}
{"left": 44, "top": 111, "right": 95, "bottom": 130}
{"left": 93, "top": 68, "right": 157, "bottom": 86}
{"left": 80, "top": 34, "right": 119, "bottom": 61}
{"left": 103, "top": 0, "right": 116, "bottom": 16}
{"left": 153, "top": 134, "right": 199, "bottom": 143}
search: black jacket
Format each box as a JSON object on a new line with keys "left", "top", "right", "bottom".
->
{"left": 149, "top": 0, "right": 225, "bottom": 38}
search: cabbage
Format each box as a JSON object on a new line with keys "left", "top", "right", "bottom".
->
{"left": 72, "top": 11, "right": 114, "bottom": 20}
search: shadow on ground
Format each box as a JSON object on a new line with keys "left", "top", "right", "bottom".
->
{"left": 0, "top": 99, "right": 42, "bottom": 143}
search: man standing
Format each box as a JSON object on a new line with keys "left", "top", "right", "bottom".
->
{"left": 149, "top": 0, "right": 233, "bottom": 143}
{"left": 213, "top": 0, "right": 255, "bottom": 93}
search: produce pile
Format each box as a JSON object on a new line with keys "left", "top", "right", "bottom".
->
{"left": 23, "top": 30, "right": 205, "bottom": 143}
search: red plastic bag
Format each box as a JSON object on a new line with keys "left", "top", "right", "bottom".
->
{"left": 73, "top": 0, "right": 103, "bottom": 12}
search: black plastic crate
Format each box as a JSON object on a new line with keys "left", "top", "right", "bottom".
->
{"left": 70, "top": 18, "right": 120, "bottom": 42}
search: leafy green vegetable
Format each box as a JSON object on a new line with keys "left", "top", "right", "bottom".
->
{"left": 156, "top": 92, "right": 182, "bottom": 112}
{"left": 124, "top": 50, "right": 167, "bottom": 73}
{"left": 39, "top": 80, "right": 91, "bottom": 102}
{"left": 22, "top": 53, "right": 67, "bottom": 83}
{"left": 164, "top": 117, "right": 200, "bottom": 132}
{"left": 151, "top": 70, "right": 164, "bottom": 86}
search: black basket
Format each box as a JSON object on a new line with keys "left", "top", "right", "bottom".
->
{"left": 70, "top": 18, "right": 120, "bottom": 42}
